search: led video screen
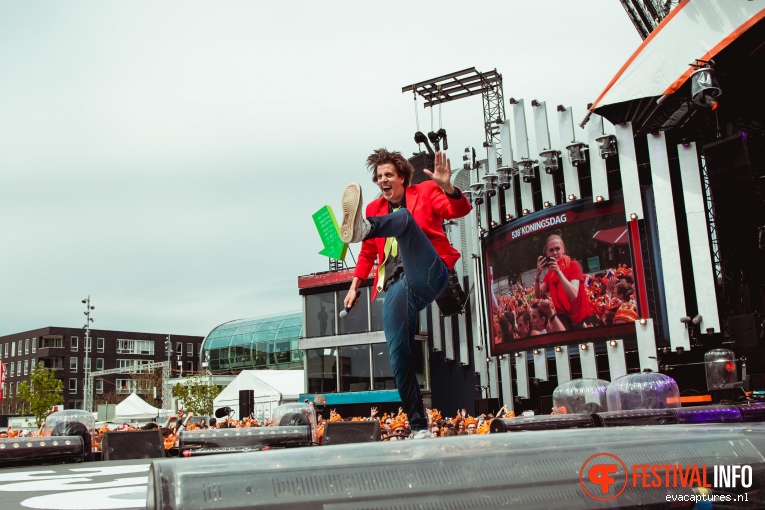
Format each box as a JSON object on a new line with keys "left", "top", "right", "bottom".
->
{"left": 485, "top": 199, "right": 640, "bottom": 353}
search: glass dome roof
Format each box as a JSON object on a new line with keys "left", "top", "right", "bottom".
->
{"left": 202, "top": 312, "right": 303, "bottom": 373}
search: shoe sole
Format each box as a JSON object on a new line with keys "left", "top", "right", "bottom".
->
{"left": 340, "top": 184, "right": 362, "bottom": 243}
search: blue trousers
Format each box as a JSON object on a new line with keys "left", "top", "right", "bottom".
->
{"left": 367, "top": 208, "right": 449, "bottom": 431}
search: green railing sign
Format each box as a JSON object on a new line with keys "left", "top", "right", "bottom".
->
{"left": 312, "top": 205, "right": 348, "bottom": 260}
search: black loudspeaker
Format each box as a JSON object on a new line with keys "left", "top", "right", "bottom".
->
{"left": 435, "top": 270, "right": 467, "bottom": 316}
{"left": 408, "top": 151, "right": 435, "bottom": 185}
{"left": 728, "top": 314, "right": 760, "bottom": 348}
{"left": 239, "top": 389, "right": 254, "bottom": 420}
{"left": 474, "top": 398, "right": 500, "bottom": 417}
{"left": 539, "top": 395, "right": 553, "bottom": 415}
{"left": 323, "top": 420, "right": 381, "bottom": 445}
{"left": 102, "top": 429, "right": 165, "bottom": 461}
{"left": 705, "top": 133, "right": 765, "bottom": 287}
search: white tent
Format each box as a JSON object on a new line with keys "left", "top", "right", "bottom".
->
{"left": 113, "top": 393, "right": 162, "bottom": 422}
{"left": 213, "top": 370, "right": 305, "bottom": 421}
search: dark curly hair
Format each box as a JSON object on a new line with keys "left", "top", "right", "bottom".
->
{"left": 366, "top": 148, "right": 413, "bottom": 186}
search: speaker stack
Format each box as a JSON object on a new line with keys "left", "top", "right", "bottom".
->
{"left": 101, "top": 429, "right": 165, "bottom": 461}
{"left": 239, "top": 389, "right": 255, "bottom": 420}
{"left": 322, "top": 420, "right": 381, "bottom": 445}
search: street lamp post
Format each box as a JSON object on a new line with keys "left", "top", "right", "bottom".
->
{"left": 166, "top": 336, "right": 173, "bottom": 371}
{"left": 82, "top": 296, "right": 95, "bottom": 412}
{"left": 165, "top": 336, "right": 173, "bottom": 411}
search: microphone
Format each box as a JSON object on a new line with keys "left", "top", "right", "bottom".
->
{"left": 339, "top": 291, "right": 360, "bottom": 319}
{"left": 215, "top": 406, "right": 233, "bottom": 419}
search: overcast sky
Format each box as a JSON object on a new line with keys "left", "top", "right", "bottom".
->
{"left": 0, "top": 1, "right": 641, "bottom": 338}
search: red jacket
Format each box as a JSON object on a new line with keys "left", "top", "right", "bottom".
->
{"left": 354, "top": 180, "right": 472, "bottom": 300}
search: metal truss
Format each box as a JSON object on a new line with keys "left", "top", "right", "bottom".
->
{"left": 329, "top": 258, "right": 344, "bottom": 272}
{"left": 403, "top": 67, "right": 506, "bottom": 160}
{"left": 699, "top": 154, "right": 724, "bottom": 286}
{"left": 638, "top": 219, "right": 659, "bottom": 325}
{"left": 618, "top": 0, "right": 679, "bottom": 39}
{"left": 89, "top": 361, "right": 171, "bottom": 412}
{"left": 480, "top": 71, "right": 505, "bottom": 152}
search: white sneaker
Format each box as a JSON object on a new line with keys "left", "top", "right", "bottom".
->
{"left": 408, "top": 429, "right": 432, "bottom": 440}
{"left": 340, "top": 183, "right": 370, "bottom": 243}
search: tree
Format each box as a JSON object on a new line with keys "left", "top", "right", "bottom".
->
{"left": 131, "top": 368, "right": 164, "bottom": 405}
{"left": 94, "top": 391, "right": 127, "bottom": 407}
{"left": 172, "top": 375, "right": 222, "bottom": 416}
{"left": 17, "top": 363, "right": 64, "bottom": 428}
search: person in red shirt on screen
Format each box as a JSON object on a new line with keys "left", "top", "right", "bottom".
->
{"left": 533, "top": 234, "right": 593, "bottom": 329}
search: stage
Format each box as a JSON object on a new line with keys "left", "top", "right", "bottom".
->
{"left": 3, "top": 423, "right": 765, "bottom": 509}
{"left": 0, "top": 458, "right": 150, "bottom": 510}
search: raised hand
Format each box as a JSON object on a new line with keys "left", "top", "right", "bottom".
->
{"left": 538, "top": 298, "right": 554, "bottom": 316}
{"left": 423, "top": 151, "right": 455, "bottom": 194}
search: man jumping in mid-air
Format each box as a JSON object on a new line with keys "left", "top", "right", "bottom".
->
{"left": 340, "top": 148, "right": 471, "bottom": 437}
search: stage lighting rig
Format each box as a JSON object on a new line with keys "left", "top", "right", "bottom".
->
{"left": 427, "top": 129, "right": 448, "bottom": 151}
{"left": 414, "top": 131, "right": 435, "bottom": 155}
{"left": 469, "top": 183, "right": 485, "bottom": 205}
{"left": 690, "top": 60, "right": 721, "bottom": 110}
{"left": 566, "top": 142, "right": 588, "bottom": 166}
{"left": 540, "top": 149, "right": 561, "bottom": 174}
{"left": 482, "top": 174, "right": 498, "bottom": 197}
{"left": 518, "top": 158, "right": 537, "bottom": 183}
{"left": 497, "top": 164, "right": 514, "bottom": 190}
{"left": 595, "top": 134, "right": 618, "bottom": 159}
{"left": 437, "top": 128, "right": 448, "bottom": 150}
{"left": 680, "top": 315, "right": 703, "bottom": 326}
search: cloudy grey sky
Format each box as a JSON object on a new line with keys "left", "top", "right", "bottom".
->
{"left": 0, "top": 1, "right": 641, "bottom": 338}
